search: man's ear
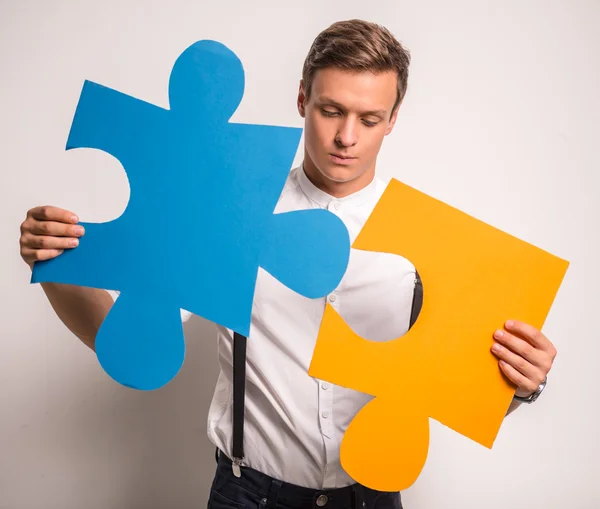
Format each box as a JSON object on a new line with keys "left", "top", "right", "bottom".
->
{"left": 384, "top": 104, "right": 401, "bottom": 136}
{"left": 297, "top": 80, "right": 307, "bottom": 118}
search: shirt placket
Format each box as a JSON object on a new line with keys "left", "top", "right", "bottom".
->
{"left": 318, "top": 375, "right": 337, "bottom": 487}
{"left": 318, "top": 198, "right": 345, "bottom": 488}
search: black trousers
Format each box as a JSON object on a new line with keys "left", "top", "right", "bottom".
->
{"left": 207, "top": 450, "right": 403, "bottom": 509}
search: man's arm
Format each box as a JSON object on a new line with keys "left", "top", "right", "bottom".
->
{"left": 505, "top": 399, "right": 523, "bottom": 416}
{"left": 39, "top": 282, "right": 113, "bottom": 351}
{"left": 20, "top": 205, "right": 114, "bottom": 351}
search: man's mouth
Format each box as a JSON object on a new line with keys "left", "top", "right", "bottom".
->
{"left": 329, "top": 153, "right": 357, "bottom": 165}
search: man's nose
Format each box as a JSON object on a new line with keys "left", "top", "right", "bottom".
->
{"left": 335, "top": 119, "right": 358, "bottom": 147}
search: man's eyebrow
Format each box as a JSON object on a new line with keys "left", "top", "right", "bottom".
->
{"left": 315, "top": 96, "right": 387, "bottom": 117}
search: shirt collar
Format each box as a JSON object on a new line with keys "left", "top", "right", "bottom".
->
{"left": 296, "top": 162, "right": 378, "bottom": 209}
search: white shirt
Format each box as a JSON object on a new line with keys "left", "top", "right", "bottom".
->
{"left": 200, "top": 165, "right": 418, "bottom": 489}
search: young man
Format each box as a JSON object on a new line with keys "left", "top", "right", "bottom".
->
{"left": 20, "top": 19, "right": 557, "bottom": 509}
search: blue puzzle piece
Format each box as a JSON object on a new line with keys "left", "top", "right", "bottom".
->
{"left": 32, "top": 40, "right": 351, "bottom": 390}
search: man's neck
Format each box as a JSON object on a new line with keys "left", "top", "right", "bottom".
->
{"left": 302, "top": 156, "right": 375, "bottom": 199}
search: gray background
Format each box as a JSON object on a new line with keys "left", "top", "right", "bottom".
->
{"left": 1, "top": 1, "right": 599, "bottom": 508}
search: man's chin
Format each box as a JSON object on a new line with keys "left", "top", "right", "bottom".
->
{"left": 316, "top": 163, "right": 365, "bottom": 184}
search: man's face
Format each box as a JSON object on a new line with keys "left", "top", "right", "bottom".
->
{"left": 297, "top": 67, "right": 399, "bottom": 185}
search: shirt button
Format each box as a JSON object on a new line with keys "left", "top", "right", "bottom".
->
{"left": 328, "top": 294, "right": 336, "bottom": 303}
{"left": 321, "top": 383, "right": 329, "bottom": 390}
{"left": 334, "top": 202, "right": 340, "bottom": 210}
{"left": 322, "top": 411, "right": 329, "bottom": 419}
{"left": 316, "top": 495, "right": 329, "bottom": 506}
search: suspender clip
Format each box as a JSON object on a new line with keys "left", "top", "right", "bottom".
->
{"left": 232, "top": 456, "right": 243, "bottom": 478}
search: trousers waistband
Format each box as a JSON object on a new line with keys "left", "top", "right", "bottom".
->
{"left": 215, "top": 449, "right": 369, "bottom": 509}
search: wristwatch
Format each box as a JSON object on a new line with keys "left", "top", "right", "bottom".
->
{"left": 513, "top": 377, "right": 547, "bottom": 404}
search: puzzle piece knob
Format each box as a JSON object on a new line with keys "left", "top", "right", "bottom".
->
{"left": 96, "top": 290, "right": 186, "bottom": 390}
{"left": 169, "top": 40, "right": 244, "bottom": 123}
{"left": 341, "top": 396, "right": 430, "bottom": 491}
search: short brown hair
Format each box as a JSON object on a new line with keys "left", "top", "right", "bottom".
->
{"left": 302, "top": 19, "right": 411, "bottom": 114}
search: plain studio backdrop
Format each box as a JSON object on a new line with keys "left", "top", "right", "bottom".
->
{"left": 1, "top": 1, "right": 599, "bottom": 508}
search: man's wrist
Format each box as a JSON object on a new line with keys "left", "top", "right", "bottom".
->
{"left": 513, "top": 377, "right": 547, "bottom": 403}
{"left": 515, "top": 388, "right": 535, "bottom": 398}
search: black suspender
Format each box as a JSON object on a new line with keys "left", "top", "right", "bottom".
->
{"left": 229, "top": 272, "right": 423, "bottom": 477}
{"left": 231, "top": 331, "right": 247, "bottom": 477}
{"left": 410, "top": 272, "right": 423, "bottom": 328}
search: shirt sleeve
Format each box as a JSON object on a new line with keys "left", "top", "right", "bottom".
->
{"left": 105, "top": 290, "right": 193, "bottom": 323}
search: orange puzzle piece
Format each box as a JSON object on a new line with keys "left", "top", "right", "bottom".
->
{"left": 308, "top": 179, "right": 569, "bottom": 491}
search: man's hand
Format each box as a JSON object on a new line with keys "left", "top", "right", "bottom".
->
{"left": 20, "top": 206, "right": 85, "bottom": 269}
{"left": 491, "top": 320, "right": 557, "bottom": 398}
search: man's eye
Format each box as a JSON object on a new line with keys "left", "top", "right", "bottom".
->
{"left": 321, "top": 109, "right": 339, "bottom": 117}
{"left": 362, "top": 119, "right": 378, "bottom": 127}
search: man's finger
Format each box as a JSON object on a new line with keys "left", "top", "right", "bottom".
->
{"left": 493, "top": 330, "right": 547, "bottom": 369}
{"left": 491, "top": 341, "right": 537, "bottom": 380}
{"left": 498, "top": 360, "right": 539, "bottom": 395}
{"left": 22, "top": 247, "right": 65, "bottom": 263}
{"left": 29, "top": 221, "right": 84, "bottom": 238}
{"left": 504, "top": 320, "right": 553, "bottom": 352}
{"left": 22, "top": 233, "right": 79, "bottom": 250}
{"left": 29, "top": 206, "right": 79, "bottom": 224}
